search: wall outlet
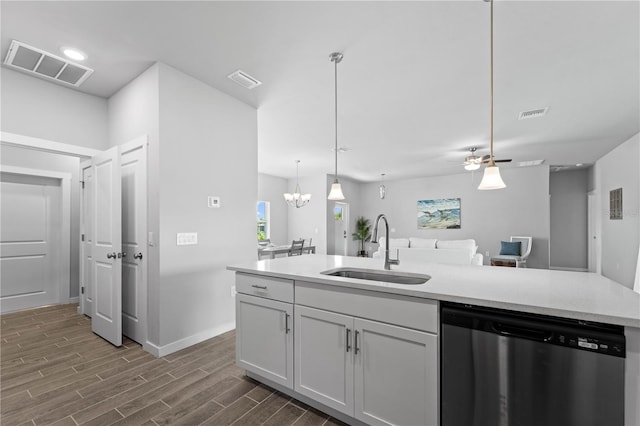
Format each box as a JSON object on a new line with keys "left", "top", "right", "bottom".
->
{"left": 485, "top": 251, "right": 490, "bottom": 257}
{"left": 177, "top": 232, "right": 198, "bottom": 245}
{"left": 231, "top": 285, "right": 236, "bottom": 298}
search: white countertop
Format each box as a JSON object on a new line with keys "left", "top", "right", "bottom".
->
{"left": 228, "top": 255, "right": 640, "bottom": 328}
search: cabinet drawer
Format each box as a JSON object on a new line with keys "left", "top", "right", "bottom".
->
{"left": 236, "top": 273, "right": 294, "bottom": 303}
{"left": 296, "top": 281, "right": 438, "bottom": 333}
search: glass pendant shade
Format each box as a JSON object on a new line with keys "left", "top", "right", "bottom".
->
{"left": 379, "top": 173, "right": 386, "bottom": 199}
{"left": 478, "top": 165, "right": 506, "bottom": 190}
{"left": 328, "top": 180, "right": 345, "bottom": 200}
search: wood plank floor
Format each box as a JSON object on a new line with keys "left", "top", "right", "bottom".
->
{"left": 0, "top": 304, "right": 348, "bottom": 426}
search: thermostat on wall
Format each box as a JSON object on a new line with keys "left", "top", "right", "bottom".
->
{"left": 208, "top": 196, "right": 220, "bottom": 208}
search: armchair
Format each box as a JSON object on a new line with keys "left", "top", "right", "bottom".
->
{"left": 491, "top": 236, "right": 532, "bottom": 268}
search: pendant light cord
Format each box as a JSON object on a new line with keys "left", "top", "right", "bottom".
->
{"left": 489, "top": 0, "right": 495, "bottom": 167}
{"left": 334, "top": 55, "right": 339, "bottom": 179}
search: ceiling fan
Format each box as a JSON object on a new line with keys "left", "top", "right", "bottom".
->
{"left": 463, "top": 147, "right": 511, "bottom": 171}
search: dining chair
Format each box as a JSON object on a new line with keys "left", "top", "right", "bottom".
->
{"left": 289, "top": 239, "right": 305, "bottom": 256}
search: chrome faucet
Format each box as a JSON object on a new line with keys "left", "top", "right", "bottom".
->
{"left": 371, "top": 213, "right": 399, "bottom": 270}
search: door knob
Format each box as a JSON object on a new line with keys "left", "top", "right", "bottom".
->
{"left": 107, "top": 252, "right": 116, "bottom": 259}
{"left": 133, "top": 252, "right": 143, "bottom": 260}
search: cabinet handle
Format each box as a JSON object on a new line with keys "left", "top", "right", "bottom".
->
{"left": 355, "top": 330, "right": 360, "bottom": 354}
{"left": 285, "top": 313, "right": 290, "bottom": 334}
{"left": 251, "top": 285, "right": 268, "bottom": 290}
{"left": 346, "top": 328, "right": 351, "bottom": 352}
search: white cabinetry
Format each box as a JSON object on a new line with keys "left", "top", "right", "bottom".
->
{"left": 235, "top": 273, "right": 293, "bottom": 388}
{"left": 294, "top": 306, "right": 354, "bottom": 413}
{"left": 354, "top": 318, "right": 437, "bottom": 426}
{"left": 294, "top": 282, "right": 438, "bottom": 426}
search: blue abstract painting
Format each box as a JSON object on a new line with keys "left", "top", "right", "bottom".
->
{"left": 417, "top": 198, "right": 461, "bottom": 229}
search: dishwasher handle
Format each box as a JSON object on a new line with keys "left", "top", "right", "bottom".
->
{"left": 492, "top": 321, "right": 553, "bottom": 342}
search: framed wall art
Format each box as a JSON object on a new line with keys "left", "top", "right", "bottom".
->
{"left": 418, "top": 198, "right": 461, "bottom": 229}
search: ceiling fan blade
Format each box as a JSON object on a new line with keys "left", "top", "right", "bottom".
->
{"left": 481, "top": 158, "right": 512, "bottom": 164}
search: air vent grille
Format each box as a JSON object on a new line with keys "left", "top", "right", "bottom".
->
{"left": 518, "top": 107, "right": 549, "bottom": 120}
{"left": 227, "top": 69, "right": 262, "bottom": 89}
{"left": 3, "top": 40, "right": 93, "bottom": 87}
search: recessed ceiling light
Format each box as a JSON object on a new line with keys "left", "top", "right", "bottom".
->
{"left": 61, "top": 47, "right": 86, "bottom": 61}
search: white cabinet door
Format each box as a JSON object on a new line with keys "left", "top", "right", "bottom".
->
{"left": 354, "top": 318, "right": 438, "bottom": 426}
{"left": 295, "top": 305, "right": 354, "bottom": 415}
{"left": 236, "top": 294, "right": 293, "bottom": 388}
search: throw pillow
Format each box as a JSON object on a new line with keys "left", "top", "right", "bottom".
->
{"left": 500, "top": 241, "right": 521, "bottom": 256}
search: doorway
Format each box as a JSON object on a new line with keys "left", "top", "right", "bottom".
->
{"left": 0, "top": 167, "right": 71, "bottom": 313}
{"left": 333, "top": 202, "right": 349, "bottom": 256}
{"left": 79, "top": 137, "right": 148, "bottom": 347}
{"left": 587, "top": 190, "right": 601, "bottom": 273}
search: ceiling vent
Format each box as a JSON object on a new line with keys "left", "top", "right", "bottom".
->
{"left": 3, "top": 40, "right": 93, "bottom": 87}
{"left": 227, "top": 69, "right": 262, "bottom": 89}
{"left": 517, "top": 160, "right": 545, "bottom": 168}
{"left": 518, "top": 107, "right": 548, "bottom": 120}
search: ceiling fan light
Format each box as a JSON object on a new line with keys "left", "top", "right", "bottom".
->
{"left": 328, "top": 181, "right": 345, "bottom": 200}
{"left": 478, "top": 165, "right": 506, "bottom": 190}
{"left": 464, "top": 163, "right": 481, "bottom": 171}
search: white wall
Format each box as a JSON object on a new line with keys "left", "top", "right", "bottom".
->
{"left": 326, "top": 176, "right": 365, "bottom": 256}
{"left": 258, "top": 173, "right": 289, "bottom": 245}
{"left": 549, "top": 169, "right": 589, "bottom": 270}
{"left": 594, "top": 132, "right": 639, "bottom": 288}
{"left": 359, "top": 166, "right": 551, "bottom": 269}
{"left": 0, "top": 146, "right": 81, "bottom": 298}
{"left": 1, "top": 68, "right": 108, "bottom": 149}
{"left": 157, "top": 63, "right": 257, "bottom": 348}
{"left": 108, "top": 64, "right": 162, "bottom": 345}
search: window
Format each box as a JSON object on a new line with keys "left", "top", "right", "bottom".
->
{"left": 257, "top": 201, "right": 270, "bottom": 240}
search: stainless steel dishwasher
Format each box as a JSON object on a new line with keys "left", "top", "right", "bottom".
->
{"left": 441, "top": 302, "right": 625, "bottom": 426}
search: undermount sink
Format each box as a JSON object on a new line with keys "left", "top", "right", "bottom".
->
{"left": 321, "top": 267, "right": 431, "bottom": 285}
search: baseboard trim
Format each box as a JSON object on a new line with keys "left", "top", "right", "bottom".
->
{"left": 549, "top": 266, "right": 588, "bottom": 272}
{"left": 144, "top": 322, "right": 236, "bottom": 357}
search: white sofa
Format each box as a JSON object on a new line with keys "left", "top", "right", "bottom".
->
{"left": 373, "top": 237, "right": 483, "bottom": 266}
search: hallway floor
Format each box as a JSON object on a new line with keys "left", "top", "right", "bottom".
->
{"left": 0, "top": 304, "right": 346, "bottom": 426}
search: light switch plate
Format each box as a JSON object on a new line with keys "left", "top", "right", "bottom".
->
{"left": 177, "top": 232, "right": 198, "bottom": 246}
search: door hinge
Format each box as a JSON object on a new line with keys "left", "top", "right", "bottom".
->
{"left": 81, "top": 286, "right": 84, "bottom": 294}
{"left": 80, "top": 180, "right": 85, "bottom": 189}
{"left": 81, "top": 234, "right": 85, "bottom": 242}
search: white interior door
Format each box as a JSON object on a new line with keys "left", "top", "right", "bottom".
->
{"left": 587, "top": 191, "right": 601, "bottom": 274}
{"left": 121, "top": 141, "right": 147, "bottom": 344}
{"left": 91, "top": 146, "right": 122, "bottom": 346}
{"left": 334, "top": 202, "right": 349, "bottom": 256}
{"left": 0, "top": 173, "right": 61, "bottom": 312}
{"left": 80, "top": 160, "right": 94, "bottom": 316}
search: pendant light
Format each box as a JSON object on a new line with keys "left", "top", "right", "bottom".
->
{"left": 478, "top": 0, "right": 507, "bottom": 190}
{"left": 327, "top": 52, "right": 346, "bottom": 200}
{"left": 283, "top": 160, "right": 311, "bottom": 208}
{"left": 379, "top": 173, "right": 387, "bottom": 199}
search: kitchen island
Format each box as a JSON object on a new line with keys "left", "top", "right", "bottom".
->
{"left": 228, "top": 255, "right": 640, "bottom": 426}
